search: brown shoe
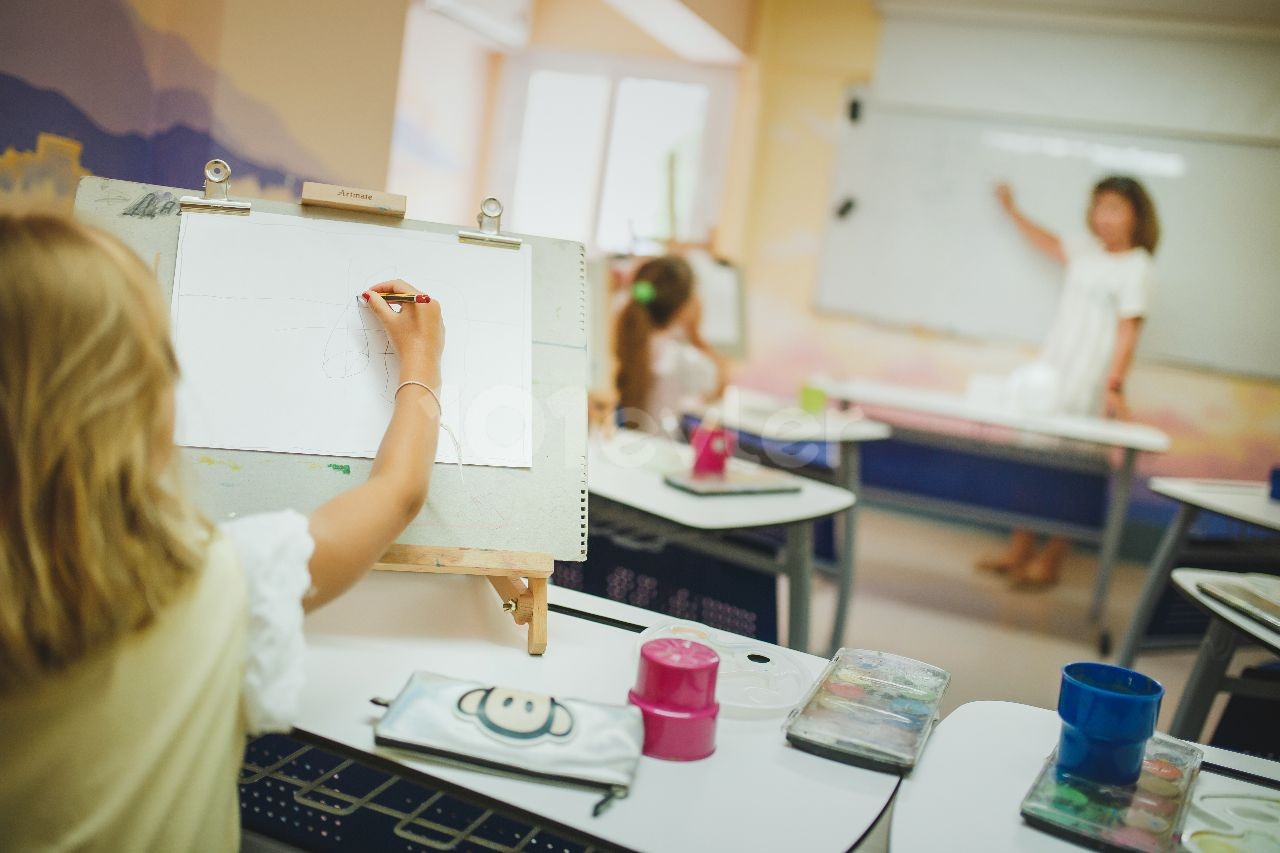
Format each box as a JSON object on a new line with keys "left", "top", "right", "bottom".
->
{"left": 1009, "top": 572, "right": 1058, "bottom": 590}
{"left": 1009, "top": 560, "right": 1061, "bottom": 590}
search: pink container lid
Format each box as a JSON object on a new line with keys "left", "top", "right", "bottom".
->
{"left": 629, "top": 639, "right": 720, "bottom": 761}
{"left": 632, "top": 638, "right": 719, "bottom": 711}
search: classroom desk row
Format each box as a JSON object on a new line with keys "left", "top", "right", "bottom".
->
{"left": 292, "top": 569, "right": 1280, "bottom": 852}
{"left": 813, "top": 377, "right": 1172, "bottom": 648}
{"left": 1118, "top": 478, "right": 1280, "bottom": 668}
{"left": 589, "top": 413, "right": 882, "bottom": 655}
{"left": 605, "top": 378, "right": 1177, "bottom": 657}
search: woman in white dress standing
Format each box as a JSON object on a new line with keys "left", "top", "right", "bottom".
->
{"left": 981, "top": 176, "right": 1160, "bottom": 588}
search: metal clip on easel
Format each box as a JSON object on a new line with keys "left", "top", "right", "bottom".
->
{"left": 458, "top": 197, "right": 522, "bottom": 249}
{"left": 180, "top": 159, "right": 251, "bottom": 215}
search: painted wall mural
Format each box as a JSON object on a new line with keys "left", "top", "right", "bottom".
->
{"left": 0, "top": 0, "right": 326, "bottom": 214}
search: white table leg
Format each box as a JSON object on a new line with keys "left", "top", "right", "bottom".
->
{"left": 1116, "top": 503, "right": 1199, "bottom": 667}
{"left": 1090, "top": 447, "right": 1137, "bottom": 624}
{"left": 785, "top": 521, "right": 814, "bottom": 653}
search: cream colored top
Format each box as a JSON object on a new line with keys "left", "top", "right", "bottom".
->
{"left": 0, "top": 511, "right": 313, "bottom": 852}
{"left": 1040, "top": 235, "right": 1155, "bottom": 415}
{"left": 643, "top": 331, "right": 719, "bottom": 432}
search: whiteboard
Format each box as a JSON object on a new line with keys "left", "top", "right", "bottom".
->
{"left": 74, "top": 176, "right": 588, "bottom": 560}
{"left": 815, "top": 102, "right": 1280, "bottom": 379}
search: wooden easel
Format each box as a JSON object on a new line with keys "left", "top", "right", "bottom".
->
{"left": 377, "top": 545, "right": 552, "bottom": 655}
{"left": 79, "top": 170, "right": 583, "bottom": 658}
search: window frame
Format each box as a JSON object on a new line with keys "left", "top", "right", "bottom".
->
{"left": 487, "top": 49, "right": 738, "bottom": 252}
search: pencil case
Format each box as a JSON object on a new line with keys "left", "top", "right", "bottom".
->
{"left": 373, "top": 671, "right": 644, "bottom": 815}
{"left": 784, "top": 649, "right": 950, "bottom": 774}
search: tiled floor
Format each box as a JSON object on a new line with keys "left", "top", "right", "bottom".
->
{"left": 780, "top": 505, "right": 1274, "bottom": 734}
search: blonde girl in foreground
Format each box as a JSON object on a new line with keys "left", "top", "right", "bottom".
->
{"left": 0, "top": 215, "right": 443, "bottom": 850}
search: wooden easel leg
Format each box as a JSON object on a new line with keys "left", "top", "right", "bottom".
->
{"left": 527, "top": 576, "right": 548, "bottom": 655}
{"left": 377, "top": 545, "right": 552, "bottom": 655}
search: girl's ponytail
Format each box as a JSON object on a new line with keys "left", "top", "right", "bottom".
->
{"left": 612, "top": 258, "right": 694, "bottom": 430}
{"left": 615, "top": 293, "right": 657, "bottom": 429}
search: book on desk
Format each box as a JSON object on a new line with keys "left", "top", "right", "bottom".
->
{"left": 1198, "top": 575, "right": 1280, "bottom": 634}
{"left": 663, "top": 470, "right": 802, "bottom": 496}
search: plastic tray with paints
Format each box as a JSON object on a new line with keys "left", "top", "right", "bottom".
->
{"left": 783, "top": 649, "right": 951, "bottom": 774}
{"left": 636, "top": 619, "right": 811, "bottom": 718}
{"left": 1020, "top": 734, "right": 1203, "bottom": 852}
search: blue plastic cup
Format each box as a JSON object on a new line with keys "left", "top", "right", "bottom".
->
{"left": 1270, "top": 465, "right": 1279, "bottom": 501}
{"left": 1056, "top": 662, "right": 1164, "bottom": 786}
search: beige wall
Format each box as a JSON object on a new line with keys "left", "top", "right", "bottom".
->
{"left": 387, "top": 6, "right": 497, "bottom": 224}
{"left": 683, "top": 0, "right": 756, "bottom": 54}
{"left": 127, "top": 0, "right": 408, "bottom": 190}
{"left": 732, "top": 0, "right": 878, "bottom": 271}
{"left": 530, "top": 0, "right": 680, "bottom": 58}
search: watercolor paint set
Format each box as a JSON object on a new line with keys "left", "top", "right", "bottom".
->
{"left": 1020, "top": 734, "right": 1202, "bottom": 851}
{"left": 784, "top": 649, "right": 951, "bottom": 774}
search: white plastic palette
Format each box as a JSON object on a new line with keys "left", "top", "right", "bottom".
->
{"left": 1182, "top": 770, "right": 1280, "bottom": 853}
{"left": 636, "top": 619, "right": 811, "bottom": 718}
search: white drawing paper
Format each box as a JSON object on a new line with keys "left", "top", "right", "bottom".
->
{"left": 171, "top": 211, "right": 533, "bottom": 467}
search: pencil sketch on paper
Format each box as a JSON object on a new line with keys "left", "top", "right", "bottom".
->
{"left": 169, "top": 211, "right": 533, "bottom": 467}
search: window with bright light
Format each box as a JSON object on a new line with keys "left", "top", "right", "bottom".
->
{"left": 499, "top": 57, "right": 732, "bottom": 253}
{"left": 595, "top": 78, "right": 709, "bottom": 252}
{"left": 509, "top": 70, "right": 611, "bottom": 243}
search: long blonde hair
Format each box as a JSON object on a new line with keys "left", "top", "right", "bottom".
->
{"left": 0, "top": 215, "right": 210, "bottom": 693}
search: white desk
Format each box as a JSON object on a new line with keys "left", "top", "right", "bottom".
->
{"left": 589, "top": 429, "right": 855, "bottom": 653}
{"left": 891, "top": 701, "right": 1280, "bottom": 852}
{"left": 1167, "top": 568, "right": 1280, "bottom": 741}
{"left": 685, "top": 388, "right": 891, "bottom": 660}
{"left": 295, "top": 571, "right": 898, "bottom": 853}
{"left": 815, "top": 378, "right": 1171, "bottom": 634}
{"left": 813, "top": 380, "right": 1169, "bottom": 453}
{"left": 1117, "top": 479, "right": 1280, "bottom": 668}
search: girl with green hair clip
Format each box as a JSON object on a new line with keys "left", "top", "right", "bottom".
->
{"left": 614, "top": 256, "right": 727, "bottom": 432}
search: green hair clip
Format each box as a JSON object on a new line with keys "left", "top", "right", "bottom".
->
{"left": 632, "top": 279, "right": 656, "bottom": 305}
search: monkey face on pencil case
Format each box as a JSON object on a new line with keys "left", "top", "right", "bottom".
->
{"left": 373, "top": 671, "right": 644, "bottom": 813}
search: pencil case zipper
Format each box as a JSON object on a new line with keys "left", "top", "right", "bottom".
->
{"left": 370, "top": 719, "right": 627, "bottom": 816}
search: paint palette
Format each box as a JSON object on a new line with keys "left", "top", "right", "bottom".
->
{"left": 636, "top": 619, "right": 811, "bottom": 718}
{"left": 1181, "top": 769, "right": 1280, "bottom": 853}
{"left": 1020, "top": 734, "right": 1203, "bottom": 852}
{"left": 783, "top": 649, "right": 951, "bottom": 774}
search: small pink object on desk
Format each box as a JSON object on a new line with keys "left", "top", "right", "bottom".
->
{"left": 628, "top": 639, "right": 720, "bottom": 761}
{"left": 690, "top": 424, "right": 733, "bottom": 478}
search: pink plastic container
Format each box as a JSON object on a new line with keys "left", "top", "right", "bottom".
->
{"left": 628, "top": 639, "right": 719, "bottom": 761}
{"left": 690, "top": 425, "right": 733, "bottom": 478}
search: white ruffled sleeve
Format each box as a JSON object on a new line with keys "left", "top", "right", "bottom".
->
{"left": 219, "top": 510, "right": 315, "bottom": 734}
